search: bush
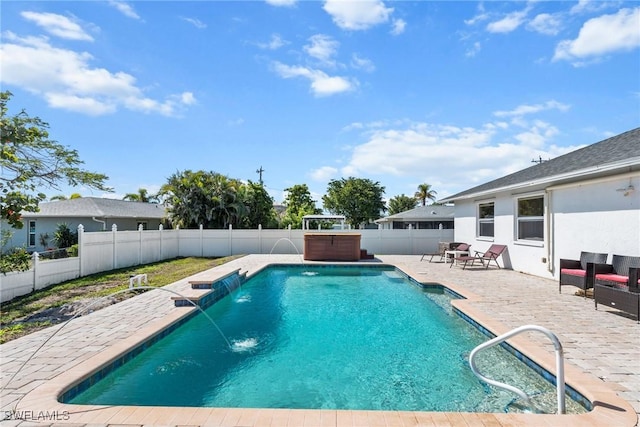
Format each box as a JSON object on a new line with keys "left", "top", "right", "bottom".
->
{"left": 68, "top": 244, "right": 79, "bottom": 257}
{"left": 52, "top": 223, "right": 78, "bottom": 249}
{"left": 0, "top": 248, "right": 31, "bottom": 274}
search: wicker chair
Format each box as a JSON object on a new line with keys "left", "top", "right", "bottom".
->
{"left": 558, "top": 251, "right": 608, "bottom": 298}
{"left": 594, "top": 256, "right": 640, "bottom": 322}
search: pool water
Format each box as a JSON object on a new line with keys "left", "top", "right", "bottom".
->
{"left": 68, "top": 265, "right": 586, "bottom": 414}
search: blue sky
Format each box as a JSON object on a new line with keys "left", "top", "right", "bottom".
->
{"left": 1, "top": 1, "right": 639, "bottom": 208}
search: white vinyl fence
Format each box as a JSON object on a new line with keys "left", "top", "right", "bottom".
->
{"left": 1, "top": 224, "right": 453, "bottom": 303}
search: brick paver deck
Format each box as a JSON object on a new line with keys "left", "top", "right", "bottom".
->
{"left": 1, "top": 254, "right": 638, "bottom": 426}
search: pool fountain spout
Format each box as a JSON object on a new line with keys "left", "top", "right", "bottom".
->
{"left": 269, "top": 237, "right": 303, "bottom": 262}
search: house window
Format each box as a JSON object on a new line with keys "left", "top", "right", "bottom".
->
{"left": 28, "top": 220, "right": 36, "bottom": 247}
{"left": 517, "top": 196, "right": 544, "bottom": 241}
{"left": 137, "top": 221, "right": 148, "bottom": 230}
{"left": 478, "top": 202, "right": 494, "bottom": 238}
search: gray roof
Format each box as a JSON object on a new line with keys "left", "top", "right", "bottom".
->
{"left": 376, "top": 205, "right": 455, "bottom": 223}
{"left": 440, "top": 127, "right": 640, "bottom": 202}
{"left": 24, "top": 197, "right": 167, "bottom": 219}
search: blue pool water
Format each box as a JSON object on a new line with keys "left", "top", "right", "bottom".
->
{"left": 68, "top": 265, "right": 587, "bottom": 413}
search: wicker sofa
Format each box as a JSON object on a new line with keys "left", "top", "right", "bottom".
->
{"left": 559, "top": 251, "right": 608, "bottom": 297}
{"left": 594, "top": 255, "right": 640, "bottom": 322}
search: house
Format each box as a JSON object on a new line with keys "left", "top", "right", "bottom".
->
{"left": 375, "top": 205, "right": 455, "bottom": 230}
{"left": 439, "top": 127, "right": 640, "bottom": 279}
{"left": 6, "top": 197, "right": 167, "bottom": 252}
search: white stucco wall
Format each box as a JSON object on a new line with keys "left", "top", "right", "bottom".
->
{"left": 452, "top": 173, "right": 640, "bottom": 279}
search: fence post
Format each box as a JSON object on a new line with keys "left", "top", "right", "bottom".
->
{"left": 228, "top": 224, "right": 233, "bottom": 256}
{"left": 112, "top": 224, "right": 118, "bottom": 270}
{"left": 258, "top": 224, "right": 262, "bottom": 254}
{"left": 138, "top": 223, "right": 143, "bottom": 265}
{"left": 78, "top": 224, "right": 85, "bottom": 277}
{"left": 32, "top": 252, "right": 39, "bottom": 292}
{"left": 159, "top": 224, "right": 164, "bottom": 260}
{"left": 200, "top": 224, "right": 204, "bottom": 257}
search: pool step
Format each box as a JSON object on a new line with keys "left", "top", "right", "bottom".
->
{"left": 360, "top": 249, "right": 375, "bottom": 260}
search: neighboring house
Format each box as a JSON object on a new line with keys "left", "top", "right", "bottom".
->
{"left": 7, "top": 197, "right": 167, "bottom": 252}
{"left": 375, "top": 205, "right": 455, "bottom": 230}
{"left": 439, "top": 127, "right": 640, "bottom": 279}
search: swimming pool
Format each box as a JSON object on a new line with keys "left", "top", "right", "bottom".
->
{"left": 65, "top": 265, "right": 587, "bottom": 414}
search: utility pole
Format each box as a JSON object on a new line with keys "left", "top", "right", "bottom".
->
{"left": 256, "top": 166, "right": 264, "bottom": 185}
{"left": 531, "top": 156, "right": 548, "bottom": 164}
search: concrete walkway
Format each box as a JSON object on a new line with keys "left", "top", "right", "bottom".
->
{"left": 0, "top": 254, "right": 638, "bottom": 426}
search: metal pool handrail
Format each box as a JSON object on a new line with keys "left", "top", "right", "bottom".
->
{"left": 469, "top": 324, "right": 566, "bottom": 414}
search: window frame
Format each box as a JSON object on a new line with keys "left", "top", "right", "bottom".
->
{"left": 477, "top": 201, "right": 495, "bottom": 239}
{"left": 515, "top": 194, "right": 545, "bottom": 243}
{"left": 28, "top": 220, "right": 37, "bottom": 247}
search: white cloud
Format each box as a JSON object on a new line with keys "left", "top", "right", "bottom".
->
{"left": 265, "top": 0, "right": 297, "bottom": 7}
{"left": 493, "top": 101, "right": 570, "bottom": 118}
{"left": 304, "top": 34, "right": 339, "bottom": 66}
{"left": 570, "top": 0, "right": 613, "bottom": 15}
{"left": 486, "top": 7, "right": 530, "bottom": 34}
{"left": 257, "top": 34, "right": 288, "bottom": 50}
{"left": 391, "top": 19, "right": 406, "bottom": 35}
{"left": 527, "top": 13, "right": 562, "bottom": 36}
{"left": 21, "top": 11, "right": 94, "bottom": 41}
{"left": 553, "top": 7, "right": 640, "bottom": 63}
{"left": 272, "top": 62, "right": 357, "bottom": 97}
{"left": 0, "top": 32, "right": 194, "bottom": 116}
{"left": 181, "top": 17, "right": 207, "bottom": 29}
{"left": 465, "top": 41, "right": 481, "bottom": 58}
{"left": 323, "top": 0, "right": 393, "bottom": 31}
{"left": 465, "top": 3, "right": 489, "bottom": 26}
{"left": 351, "top": 54, "right": 375, "bottom": 72}
{"left": 310, "top": 166, "right": 339, "bottom": 181}
{"left": 513, "top": 121, "right": 560, "bottom": 148}
{"left": 339, "top": 112, "right": 579, "bottom": 198}
{"left": 108, "top": 1, "right": 140, "bottom": 20}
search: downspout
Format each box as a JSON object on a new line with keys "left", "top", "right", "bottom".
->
{"left": 92, "top": 217, "right": 106, "bottom": 231}
{"left": 545, "top": 189, "right": 554, "bottom": 275}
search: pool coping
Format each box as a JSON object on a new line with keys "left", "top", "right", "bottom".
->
{"left": 9, "top": 258, "right": 638, "bottom": 427}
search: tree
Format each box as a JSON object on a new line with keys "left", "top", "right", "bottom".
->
{"left": 0, "top": 91, "right": 111, "bottom": 229}
{"left": 158, "top": 170, "right": 245, "bottom": 229}
{"left": 50, "top": 193, "right": 82, "bottom": 201}
{"left": 414, "top": 183, "right": 437, "bottom": 206}
{"left": 123, "top": 188, "right": 159, "bottom": 203}
{"left": 238, "top": 180, "right": 277, "bottom": 229}
{"left": 281, "top": 184, "right": 321, "bottom": 229}
{"left": 322, "top": 177, "right": 386, "bottom": 228}
{"left": 1, "top": 91, "right": 110, "bottom": 273}
{"left": 388, "top": 194, "right": 417, "bottom": 215}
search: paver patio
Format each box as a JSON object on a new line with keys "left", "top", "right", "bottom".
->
{"left": 1, "top": 254, "right": 638, "bottom": 426}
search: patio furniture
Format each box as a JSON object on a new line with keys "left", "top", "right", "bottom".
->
{"left": 451, "top": 244, "right": 507, "bottom": 270}
{"left": 558, "top": 251, "right": 608, "bottom": 298}
{"left": 421, "top": 242, "right": 467, "bottom": 262}
{"left": 594, "top": 256, "right": 640, "bottom": 321}
{"left": 445, "top": 243, "right": 471, "bottom": 264}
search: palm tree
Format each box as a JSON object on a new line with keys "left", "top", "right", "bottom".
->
{"left": 50, "top": 193, "right": 82, "bottom": 201}
{"left": 414, "top": 183, "right": 437, "bottom": 206}
{"left": 123, "top": 188, "right": 158, "bottom": 203}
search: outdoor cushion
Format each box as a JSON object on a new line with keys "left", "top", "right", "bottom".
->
{"left": 595, "top": 273, "right": 630, "bottom": 288}
{"left": 560, "top": 268, "right": 586, "bottom": 277}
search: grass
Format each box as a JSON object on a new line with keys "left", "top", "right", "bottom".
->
{"left": 0, "top": 255, "right": 242, "bottom": 344}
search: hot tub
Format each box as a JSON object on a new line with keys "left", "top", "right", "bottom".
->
{"left": 303, "top": 233, "right": 361, "bottom": 261}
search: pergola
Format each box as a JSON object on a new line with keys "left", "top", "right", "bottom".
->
{"left": 301, "top": 214, "right": 346, "bottom": 230}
